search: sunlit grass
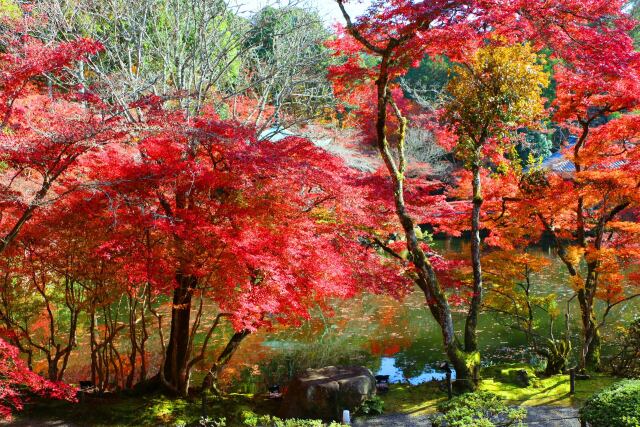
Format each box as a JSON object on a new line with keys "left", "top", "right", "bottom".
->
{"left": 16, "top": 391, "right": 280, "bottom": 427}
{"left": 382, "top": 363, "right": 621, "bottom": 419}
{"left": 382, "top": 382, "right": 448, "bottom": 416}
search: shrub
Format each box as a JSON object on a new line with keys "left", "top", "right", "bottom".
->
{"left": 355, "top": 396, "right": 384, "bottom": 416}
{"left": 197, "top": 417, "right": 227, "bottom": 427}
{"left": 580, "top": 379, "right": 640, "bottom": 427}
{"left": 610, "top": 319, "right": 640, "bottom": 378}
{"left": 432, "top": 391, "right": 527, "bottom": 427}
{"left": 241, "top": 410, "right": 346, "bottom": 427}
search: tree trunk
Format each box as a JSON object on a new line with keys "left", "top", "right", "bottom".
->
{"left": 586, "top": 328, "right": 601, "bottom": 370}
{"left": 202, "top": 330, "right": 250, "bottom": 394}
{"left": 538, "top": 337, "right": 571, "bottom": 376}
{"left": 90, "top": 309, "right": 99, "bottom": 387}
{"left": 372, "top": 53, "right": 480, "bottom": 392}
{"left": 465, "top": 163, "right": 483, "bottom": 353}
{"left": 449, "top": 346, "right": 481, "bottom": 391}
{"left": 126, "top": 295, "right": 138, "bottom": 389}
{"left": 577, "top": 271, "right": 601, "bottom": 372}
{"left": 163, "top": 273, "right": 197, "bottom": 395}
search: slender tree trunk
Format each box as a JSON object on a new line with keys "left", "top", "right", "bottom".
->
{"left": 373, "top": 57, "right": 479, "bottom": 391}
{"left": 48, "top": 356, "right": 58, "bottom": 381}
{"left": 335, "top": 6, "right": 481, "bottom": 390}
{"left": 90, "top": 308, "right": 98, "bottom": 386}
{"left": 126, "top": 295, "right": 138, "bottom": 389}
{"left": 578, "top": 272, "right": 601, "bottom": 372}
{"left": 139, "top": 293, "right": 149, "bottom": 384}
{"left": 465, "top": 163, "right": 483, "bottom": 356}
{"left": 202, "top": 330, "right": 250, "bottom": 394}
{"left": 163, "top": 273, "right": 197, "bottom": 395}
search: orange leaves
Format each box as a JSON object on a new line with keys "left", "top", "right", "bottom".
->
{"left": 565, "top": 246, "right": 585, "bottom": 270}
{"left": 484, "top": 251, "right": 550, "bottom": 279}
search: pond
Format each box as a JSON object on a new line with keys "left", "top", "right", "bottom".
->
{"left": 218, "top": 239, "right": 639, "bottom": 393}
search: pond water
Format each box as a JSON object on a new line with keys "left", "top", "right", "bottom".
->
{"left": 217, "top": 239, "right": 638, "bottom": 392}
{"left": 378, "top": 357, "right": 456, "bottom": 384}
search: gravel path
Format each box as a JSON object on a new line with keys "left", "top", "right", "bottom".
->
{"left": 353, "top": 413, "right": 431, "bottom": 427}
{"left": 353, "top": 405, "right": 581, "bottom": 427}
{"left": 525, "top": 406, "right": 581, "bottom": 427}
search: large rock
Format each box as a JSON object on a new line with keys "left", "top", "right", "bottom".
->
{"left": 280, "top": 366, "right": 376, "bottom": 421}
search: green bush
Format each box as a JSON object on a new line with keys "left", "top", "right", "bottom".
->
{"left": 580, "top": 379, "right": 640, "bottom": 427}
{"left": 197, "top": 417, "right": 227, "bottom": 427}
{"left": 356, "top": 396, "right": 384, "bottom": 416}
{"left": 432, "top": 391, "right": 527, "bottom": 427}
{"left": 610, "top": 319, "right": 640, "bottom": 378}
{"left": 240, "top": 410, "right": 346, "bottom": 427}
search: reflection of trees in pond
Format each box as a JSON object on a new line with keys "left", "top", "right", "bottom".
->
{"left": 393, "top": 335, "right": 447, "bottom": 378}
{"left": 210, "top": 244, "right": 639, "bottom": 391}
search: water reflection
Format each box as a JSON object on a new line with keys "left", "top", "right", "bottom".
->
{"left": 377, "top": 357, "right": 457, "bottom": 385}
{"left": 221, "top": 243, "right": 638, "bottom": 392}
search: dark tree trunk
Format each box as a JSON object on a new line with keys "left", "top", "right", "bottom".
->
{"left": 126, "top": 296, "right": 138, "bottom": 389}
{"left": 90, "top": 309, "right": 99, "bottom": 387}
{"left": 374, "top": 53, "right": 479, "bottom": 392}
{"left": 578, "top": 268, "right": 601, "bottom": 372}
{"left": 163, "top": 273, "right": 197, "bottom": 395}
{"left": 538, "top": 337, "right": 571, "bottom": 376}
{"left": 578, "top": 290, "right": 601, "bottom": 372}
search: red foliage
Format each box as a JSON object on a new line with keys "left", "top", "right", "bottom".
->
{"left": 0, "top": 338, "right": 76, "bottom": 420}
{"left": 0, "top": 18, "right": 120, "bottom": 257}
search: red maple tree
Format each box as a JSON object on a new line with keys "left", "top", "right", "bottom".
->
{"left": 328, "top": 0, "right": 638, "bottom": 387}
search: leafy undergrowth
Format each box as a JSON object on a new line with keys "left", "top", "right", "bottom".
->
{"left": 383, "top": 364, "right": 620, "bottom": 416}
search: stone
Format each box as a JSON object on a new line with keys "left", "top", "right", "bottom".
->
{"left": 514, "top": 369, "right": 531, "bottom": 387}
{"left": 280, "top": 366, "right": 377, "bottom": 421}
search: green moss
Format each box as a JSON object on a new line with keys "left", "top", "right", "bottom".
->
{"left": 383, "top": 381, "right": 448, "bottom": 415}
{"left": 16, "top": 392, "right": 276, "bottom": 427}
{"left": 482, "top": 363, "right": 536, "bottom": 379}
{"left": 379, "top": 365, "right": 619, "bottom": 417}
{"left": 457, "top": 350, "right": 481, "bottom": 371}
{"left": 479, "top": 369, "right": 619, "bottom": 407}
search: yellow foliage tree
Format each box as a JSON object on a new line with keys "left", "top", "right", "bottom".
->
{"left": 0, "top": 0, "right": 20, "bottom": 19}
{"left": 443, "top": 43, "right": 550, "bottom": 357}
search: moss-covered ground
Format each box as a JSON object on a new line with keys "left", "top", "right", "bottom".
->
{"left": 11, "top": 364, "right": 622, "bottom": 426}
{"left": 11, "top": 391, "right": 279, "bottom": 427}
{"left": 383, "top": 363, "right": 620, "bottom": 416}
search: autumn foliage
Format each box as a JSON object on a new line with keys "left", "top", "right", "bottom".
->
{"left": 0, "top": 10, "right": 409, "bottom": 409}
{"left": 0, "top": 0, "right": 639, "bottom": 418}
{"left": 0, "top": 338, "right": 76, "bottom": 419}
{"left": 329, "top": 0, "right": 640, "bottom": 386}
